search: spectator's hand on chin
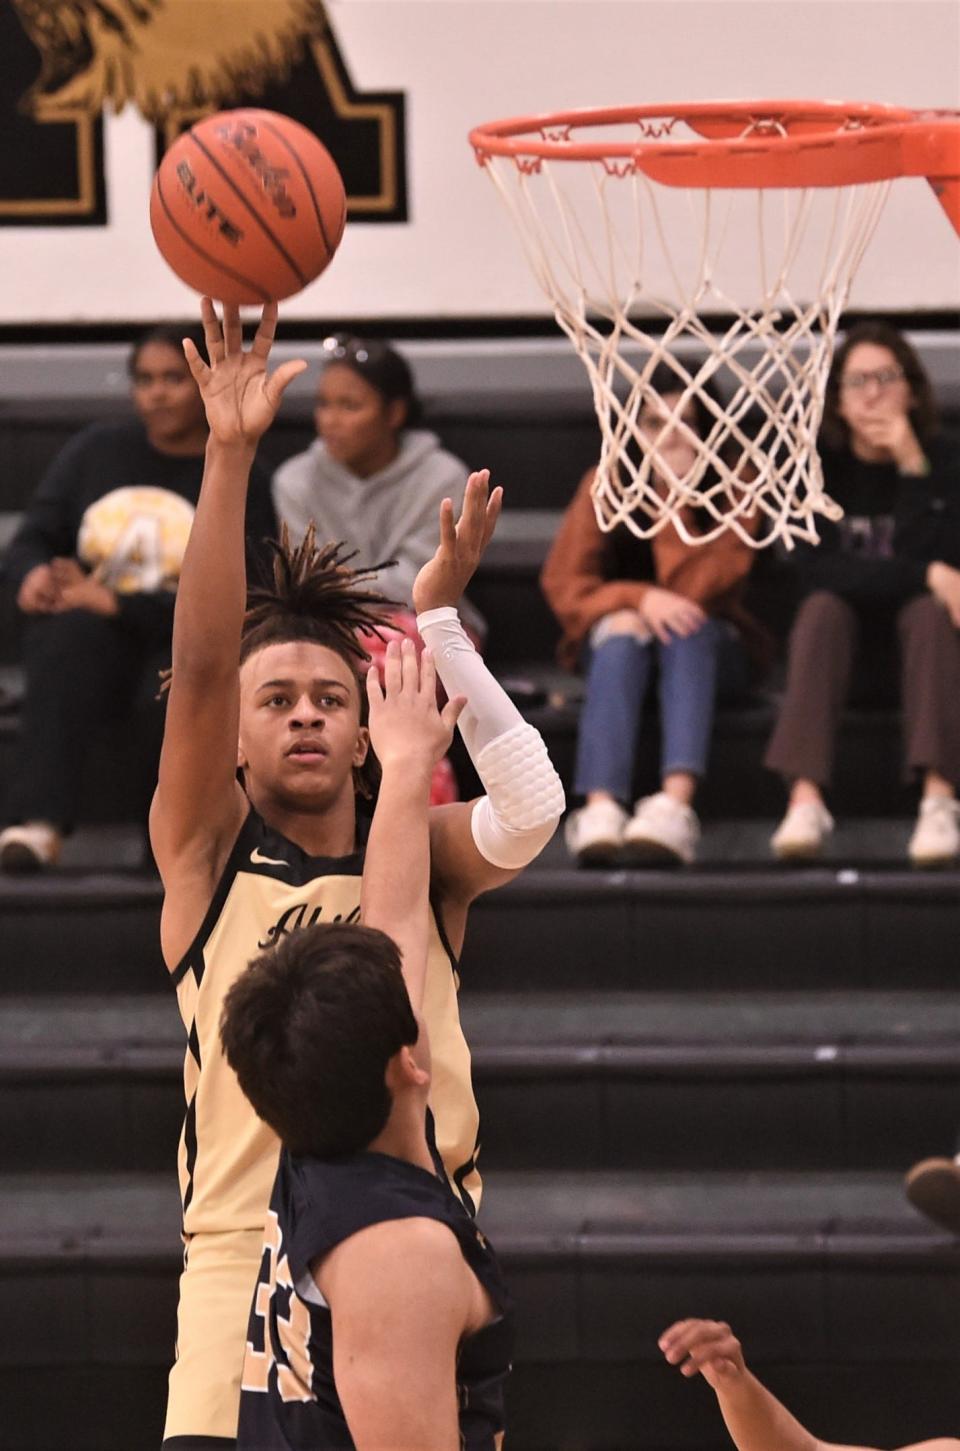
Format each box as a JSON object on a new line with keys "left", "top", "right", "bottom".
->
{"left": 858, "top": 410, "right": 925, "bottom": 473}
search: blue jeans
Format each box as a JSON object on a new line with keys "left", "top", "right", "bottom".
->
{"left": 573, "top": 618, "right": 748, "bottom": 802}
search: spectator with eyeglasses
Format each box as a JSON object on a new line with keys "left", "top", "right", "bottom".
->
{"left": 765, "top": 320, "right": 960, "bottom": 866}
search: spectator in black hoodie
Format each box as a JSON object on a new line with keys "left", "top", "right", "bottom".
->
{"left": 765, "top": 321, "right": 960, "bottom": 866}
{"left": 0, "top": 324, "right": 275, "bottom": 870}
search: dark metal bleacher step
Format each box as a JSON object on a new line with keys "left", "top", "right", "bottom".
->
{"left": 2, "top": 992, "right": 959, "bottom": 1176}
{"left": 463, "top": 853, "right": 960, "bottom": 992}
{"left": 0, "top": 1170, "right": 955, "bottom": 1450}
{"left": 2, "top": 834, "right": 957, "bottom": 993}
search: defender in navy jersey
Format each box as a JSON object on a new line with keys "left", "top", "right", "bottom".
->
{"left": 151, "top": 301, "right": 561, "bottom": 1446}
{"left": 237, "top": 1148, "right": 511, "bottom": 1450}
{"left": 222, "top": 640, "right": 512, "bottom": 1449}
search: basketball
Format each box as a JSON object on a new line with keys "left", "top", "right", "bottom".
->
{"left": 149, "top": 109, "right": 346, "bottom": 305}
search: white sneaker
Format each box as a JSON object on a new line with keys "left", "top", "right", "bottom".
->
{"left": 0, "top": 821, "right": 63, "bottom": 873}
{"left": 770, "top": 800, "right": 834, "bottom": 860}
{"left": 564, "top": 799, "right": 628, "bottom": 865}
{"left": 622, "top": 792, "right": 699, "bottom": 866}
{"left": 908, "top": 795, "right": 960, "bottom": 868}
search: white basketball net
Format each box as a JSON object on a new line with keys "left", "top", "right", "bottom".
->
{"left": 479, "top": 126, "right": 891, "bottom": 548}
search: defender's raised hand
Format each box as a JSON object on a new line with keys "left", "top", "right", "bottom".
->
{"left": 412, "top": 469, "right": 503, "bottom": 615}
{"left": 366, "top": 639, "right": 465, "bottom": 775}
{"left": 183, "top": 298, "right": 307, "bottom": 449}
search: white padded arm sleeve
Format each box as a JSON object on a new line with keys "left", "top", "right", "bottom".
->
{"left": 417, "top": 606, "right": 565, "bottom": 868}
{"left": 416, "top": 606, "right": 522, "bottom": 754}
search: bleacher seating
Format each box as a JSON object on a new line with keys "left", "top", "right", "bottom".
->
{"left": 1, "top": 329, "right": 959, "bottom": 1449}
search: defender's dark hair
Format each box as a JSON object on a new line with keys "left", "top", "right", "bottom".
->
{"left": 820, "top": 320, "right": 938, "bottom": 451}
{"left": 319, "top": 334, "right": 424, "bottom": 428}
{"left": 241, "top": 526, "right": 398, "bottom": 799}
{"left": 220, "top": 922, "right": 418, "bottom": 1158}
{"left": 128, "top": 323, "right": 207, "bottom": 375}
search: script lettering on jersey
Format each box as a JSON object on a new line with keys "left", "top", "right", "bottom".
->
{"left": 258, "top": 901, "right": 361, "bottom": 951}
{"left": 175, "top": 159, "right": 243, "bottom": 245}
{"left": 216, "top": 120, "right": 297, "bottom": 218}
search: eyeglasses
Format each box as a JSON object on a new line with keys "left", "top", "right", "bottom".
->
{"left": 320, "top": 334, "right": 387, "bottom": 368}
{"left": 840, "top": 367, "right": 906, "bottom": 391}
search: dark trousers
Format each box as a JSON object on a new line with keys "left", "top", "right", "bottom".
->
{"left": 765, "top": 590, "right": 960, "bottom": 789}
{"left": 4, "top": 609, "right": 169, "bottom": 832}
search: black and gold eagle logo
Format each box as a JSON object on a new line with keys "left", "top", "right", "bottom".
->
{"left": 1, "top": 0, "right": 406, "bottom": 225}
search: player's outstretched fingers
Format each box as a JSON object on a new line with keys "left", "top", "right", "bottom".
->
{"left": 418, "top": 646, "right": 437, "bottom": 702}
{"left": 437, "top": 497, "right": 457, "bottom": 556}
{"left": 460, "top": 470, "right": 491, "bottom": 545}
{"left": 181, "top": 334, "right": 210, "bottom": 384}
{"left": 265, "top": 358, "right": 309, "bottom": 410}
{"left": 251, "top": 300, "right": 279, "bottom": 359}
{"left": 382, "top": 637, "right": 402, "bottom": 697}
{"left": 400, "top": 636, "right": 419, "bottom": 696}
{"left": 441, "top": 693, "right": 467, "bottom": 733}
{"left": 200, "top": 296, "right": 225, "bottom": 363}
{"left": 222, "top": 303, "right": 243, "bottom": 358}
{"left": 365, "top": 661, "right": 384, "bottom": 711}
{"left": 481, "top": 485, "right": 504, "bottom": 551}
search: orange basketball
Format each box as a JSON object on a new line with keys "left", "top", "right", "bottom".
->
{"left": 150, "top": 109, "right": 346, "bottom": 305}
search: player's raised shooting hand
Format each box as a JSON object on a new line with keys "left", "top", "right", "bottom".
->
{"left": 412, "top": 469, "right": 503, "bottom": 614}
{"left": 183, "top": 298, "right": 307, "bottom": 450}
{"left": 366, "top": 639, "right": 465, "bottom": 777}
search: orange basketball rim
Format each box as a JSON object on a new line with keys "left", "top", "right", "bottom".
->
{"left": 469, "top": 100, "right": 960, "bottom": 233}
{"left": 467, "top": 101, "right": 959, "bottom": 550}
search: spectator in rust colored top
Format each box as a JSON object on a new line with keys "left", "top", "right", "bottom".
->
{"left": 542, "top": 364, "right": 768, "bottom": 866}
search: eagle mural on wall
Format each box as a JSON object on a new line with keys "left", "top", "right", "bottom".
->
{"left": 2, "top": 0, "right": 406, "bottom": 224}
{"left": 11, "top": 0, "right": 327, "bottom": 123}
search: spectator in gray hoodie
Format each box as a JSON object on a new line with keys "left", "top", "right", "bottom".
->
{"left": 272, "top": 334, "right": 482, "bottom": 633}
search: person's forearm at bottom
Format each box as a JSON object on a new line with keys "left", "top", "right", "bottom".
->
{"left": 714, "top": 1369, "right": 822, "bottom": 1451}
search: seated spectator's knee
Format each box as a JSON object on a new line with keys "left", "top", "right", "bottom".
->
{"left": 592, "top": 610, "right": 647, "bottom": 648}
{"left": 792, "top": 590, "right": 854, "bottom": 641}
{"left": 899, "top": 591, "right": 953, "bottom": 644}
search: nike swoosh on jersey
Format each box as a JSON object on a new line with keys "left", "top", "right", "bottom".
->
{"left": 250, "top": 847, "right": 290, "bottom": 868}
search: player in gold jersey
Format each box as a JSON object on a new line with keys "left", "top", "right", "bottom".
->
{"left": 150, "top": 299, "right": 564, "bottom": 1449}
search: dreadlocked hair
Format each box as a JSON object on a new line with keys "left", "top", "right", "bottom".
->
{"left": 243, "top": 525, "right": 397, "bottom": 664}
{"left": 158, "top": 526, "right": 399, "bottom": 798}
{"left": 240, "top": 524, "right": 399, "bottom": 799}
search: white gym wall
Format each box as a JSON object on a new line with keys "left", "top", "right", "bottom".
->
{"left": 1, "top": 0, "right": 957, "bottom": 323}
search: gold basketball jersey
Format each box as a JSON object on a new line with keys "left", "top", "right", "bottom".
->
{"left": 170, "top": 806, "right": 482, "bottom": 1236}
